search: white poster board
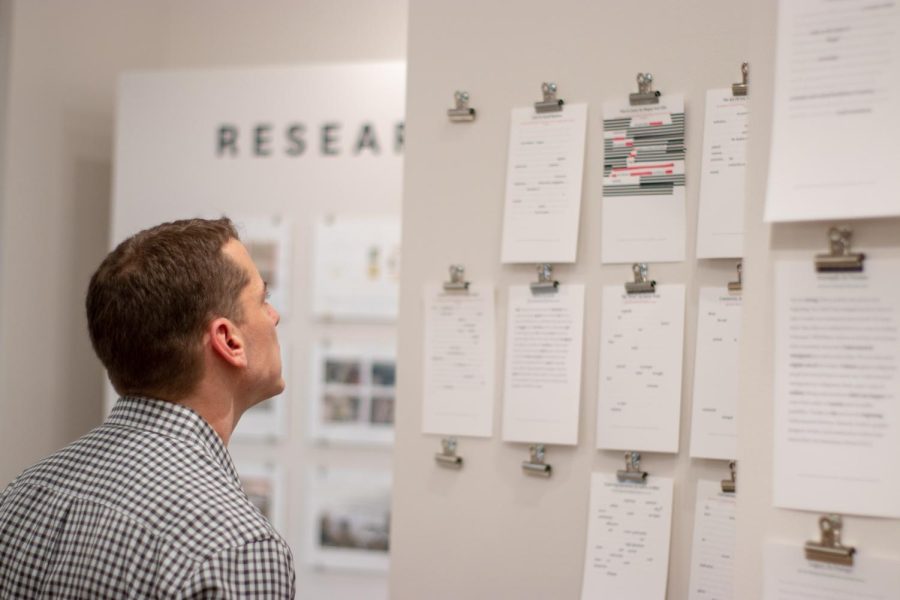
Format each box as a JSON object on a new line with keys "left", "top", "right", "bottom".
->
{"left": 111, "top": 63, "right": 405, "bottom": 595}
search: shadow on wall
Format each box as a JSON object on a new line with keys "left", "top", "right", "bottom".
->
{"left": 61, "top": 112, "right": 112, "bottom": 441}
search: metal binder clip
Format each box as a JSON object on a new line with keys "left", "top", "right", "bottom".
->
{"left": 448, "top": 91, "right": 476, "bottom": 122}
{"left": 625, "top": 263, "right": 656, "bottom": 294}
{"left": 522, "top": 444, "right": 551, "bottom": 477}
{"left": 721, "top": 461, "right": 736, "bottom": 494}
{"left": 443, "top": 264, "right": 470, "bottom": 291}
{"left": 728, "top": 262, "right": 743, "bottom": 293}
{"left": 805, "top": 515, "right": 855, "bottom": 566}
{"left": 435, "top": 437, "right": 463, "bottom": 468}
{"left": 732, "top": 62, "right": 749, "bottom": 96}
{"left": 530, "top": 263, "right": 559, "bottom": 294}
{"left": 630, "top": 73, "right": 661, "bottom": 105}
{"left": 815, "top": 227, "right": 865, "bottom": 272}
{"left": 534, "top": 82, "right": 564, "bottom": 113}
{"left": 617, "top": 451, "right": 648, "bottom": 483}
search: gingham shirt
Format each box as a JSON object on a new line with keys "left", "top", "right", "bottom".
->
{"left": 0, "top": 396, "right": 295, "bottom": 598}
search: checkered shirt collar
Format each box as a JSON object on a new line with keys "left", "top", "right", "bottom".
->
{"left": 107, "top": 396, "right": 240, "bottom": 484}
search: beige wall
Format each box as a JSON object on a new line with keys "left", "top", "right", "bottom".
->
{"left": 0, "top": 0, "right": 407, "bottom": 486}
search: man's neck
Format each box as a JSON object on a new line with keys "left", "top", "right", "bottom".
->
{"left": 176, "top": 387, "right": 240, "bottom": 446}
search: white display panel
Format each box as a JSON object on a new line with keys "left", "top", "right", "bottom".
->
{"left": 312, "top": 214, "right": 401, "bottom": 321}
{"left": 112, "top": 63, "right": 405, "bottom": 596}
{"left": 309, "top": 340, "right": 396, "bottom": 446}
{"left": 234, "top": 459, "right": 287, "bottom": 537}
{"left": 306, "top": 466, "right": 392, "bottom": 573}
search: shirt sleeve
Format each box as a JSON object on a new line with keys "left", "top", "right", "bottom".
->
{"left": 177, "top": 537, "right": 295, "bottom": 599}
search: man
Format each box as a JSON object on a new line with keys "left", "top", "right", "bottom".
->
{"left": 0, "top": 218, "right": 294, "bottom": 598}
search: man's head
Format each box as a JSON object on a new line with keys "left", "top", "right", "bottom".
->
{"left": 86, "top": 217, "right": 282, "bottom": 404}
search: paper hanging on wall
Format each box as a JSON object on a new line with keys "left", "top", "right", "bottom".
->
{"left": 233, "top": 460, "right": 286, "bottom": 537}
{"left": 422, "top": 283, "right": 495, "bottom": 438}
{"left": 765, "top": 0, "right": 900, "bottom": 221}
{"left": 764, "top": 541, "right": 900, "bottom": 599}
{"left": 500, "top": 104, "right": 587, "bottom": 264}
{"left": 696, "top": 89, "right": 748, "bottom": 259}
{"left": 580, "top": 472, "right": 674, "bottom": 600}
{"left": 774, "top": 259, "right": 900, "bottom": 518}
{"left": 601, "top": 95, "right": 686, "bottom": 263}
{"left": 309, "top": 339, "right": 396, "bottom": 446}
{"left": 596, "top": 284, "right": 686, "bottom": 453}
{"left": 312, "top": 214, "right": 401, "bottom": 321}
{"left": 502, "top": 284, "right": 585, "bottom": 445}
{"left": 306, "top": 466, "right": 392, "bottom": 572}
{"left": 687, "top": 480, "right": 736, "bottom": 600}
{"left": 233, "top": 215, "right": 293, "bottom": 319}
{"left": 689, "top": 287, "right": 741, "bottom": 460}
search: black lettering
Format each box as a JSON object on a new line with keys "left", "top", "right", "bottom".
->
{"left": 354, "top": 123, "right": 380, "bottom": 154}
{"left": 217, "top": 125, "right": 238, "bottom": 156}
{"left": 321, "top": 123, "right": 340, "bottom": 155}
{"left": 394, "top": 121, "right": 404, "bottom": 154}
{"left": 254, "top": 124, "right": 273, "bottom": 156}
{"left": 286, "top": 123, "right": 306, "bottom": 156}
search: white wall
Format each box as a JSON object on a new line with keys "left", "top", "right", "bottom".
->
{"left": 392, "top": 2, "right": 749, "bottom": 598}
{"left": 393, "top": 2, "right": 900, "bottom": 599}
{"left": 0, "top": 0, "right": 406, "bottom": 487}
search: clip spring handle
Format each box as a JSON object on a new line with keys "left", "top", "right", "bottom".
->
{"left": 435, "top": 437, "right": 463, "bottom": 468}
{"left": 448, "top": 91, "right": 476, "bottom": 122}
{"left": 522, "top": 444, "right": 551, "bottom": 477}
{"left": 534, "top": 82, "right": 564, "bottom": 113}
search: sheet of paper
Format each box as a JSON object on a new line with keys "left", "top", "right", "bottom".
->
{"left": 764, "top": 542, "right": 900, "bottom": 599}
{"left": 596, "top": 285, "right": 686, "bottom": 453}
{"left": 306, "top": 466, "right": 392, "bottom": 572}
{"left": 502, "top": 284, "right": 585, "bottom": 445}
{"left": 501, "top": 103, "right": 587, "bottom": 263}
{"left": 687, "top": 480, "right": 736, "bottom": 600}
{"left": 696, "top": 89, "right": 748, "bottom": 259}
{"left": 774, "top": 259, "right": 900, "bottom": 517}
{"left": 601, "top": 96, "right": 686, "bottom": 263}
{"left": 580, "top": 472, "right": 674, "bottom": 600}
{"left": 232, "top": 215, "right": 293, "bottom": 318}
{"left": 311, "top": 214, "right": 401, "bottom": 321}
{"left": 233, "top": 460, "right": 286, "bottom": 535}
{"left": 422, "top": 283, "right": 495, "bottom": 437}
{"left": 309, "top": 340, "right": 396, "bottom": 446}
{"left": 690, "top": 288, "right": 742, "bottom": 460}
{"left": 765, "top": 0, "right": 900, "bottom": 221}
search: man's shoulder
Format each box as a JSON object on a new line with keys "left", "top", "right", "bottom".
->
{"left": 5, "top": 422, "right": 277, "bottom": 560}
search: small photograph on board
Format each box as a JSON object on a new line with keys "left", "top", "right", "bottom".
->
{"left": 234, "top": 460, "right": 286, "bottom": 537}
{"left": 306, "top": 466, "right": 392, "bottom": 572}
{"left": 232, "top": 215, "right": 292, "bottom": 319}
{"left": 232, "top": 347, "right": 290, "bottom": 441}
{"left": 369, "top": 394, "right": 395, "bottom": 426}
{"left": 310, "top": 340, "right": 396, "bottom": 445}
{"left": 371, "top": 361, "right": 396, "bottom": 387}
{"left": 323, "top": 393, "right": 361, "bottom": 423}
{"left": 325, "top": 359, "right": 362, "bottom": 385}
{"left": 311, "top": 214, "right": 401, "bottom": 321}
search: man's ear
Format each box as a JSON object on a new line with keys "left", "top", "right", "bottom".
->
{"left": 208, "top": 317, "right": 247, "bottom": 368}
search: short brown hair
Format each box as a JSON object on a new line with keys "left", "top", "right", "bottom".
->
{"left": 86, "top": 217, "right": 249, "bottom": 400}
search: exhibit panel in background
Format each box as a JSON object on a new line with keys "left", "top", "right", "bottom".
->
{"left": 111, "top": 62, "right": 405, "bottom": 600}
